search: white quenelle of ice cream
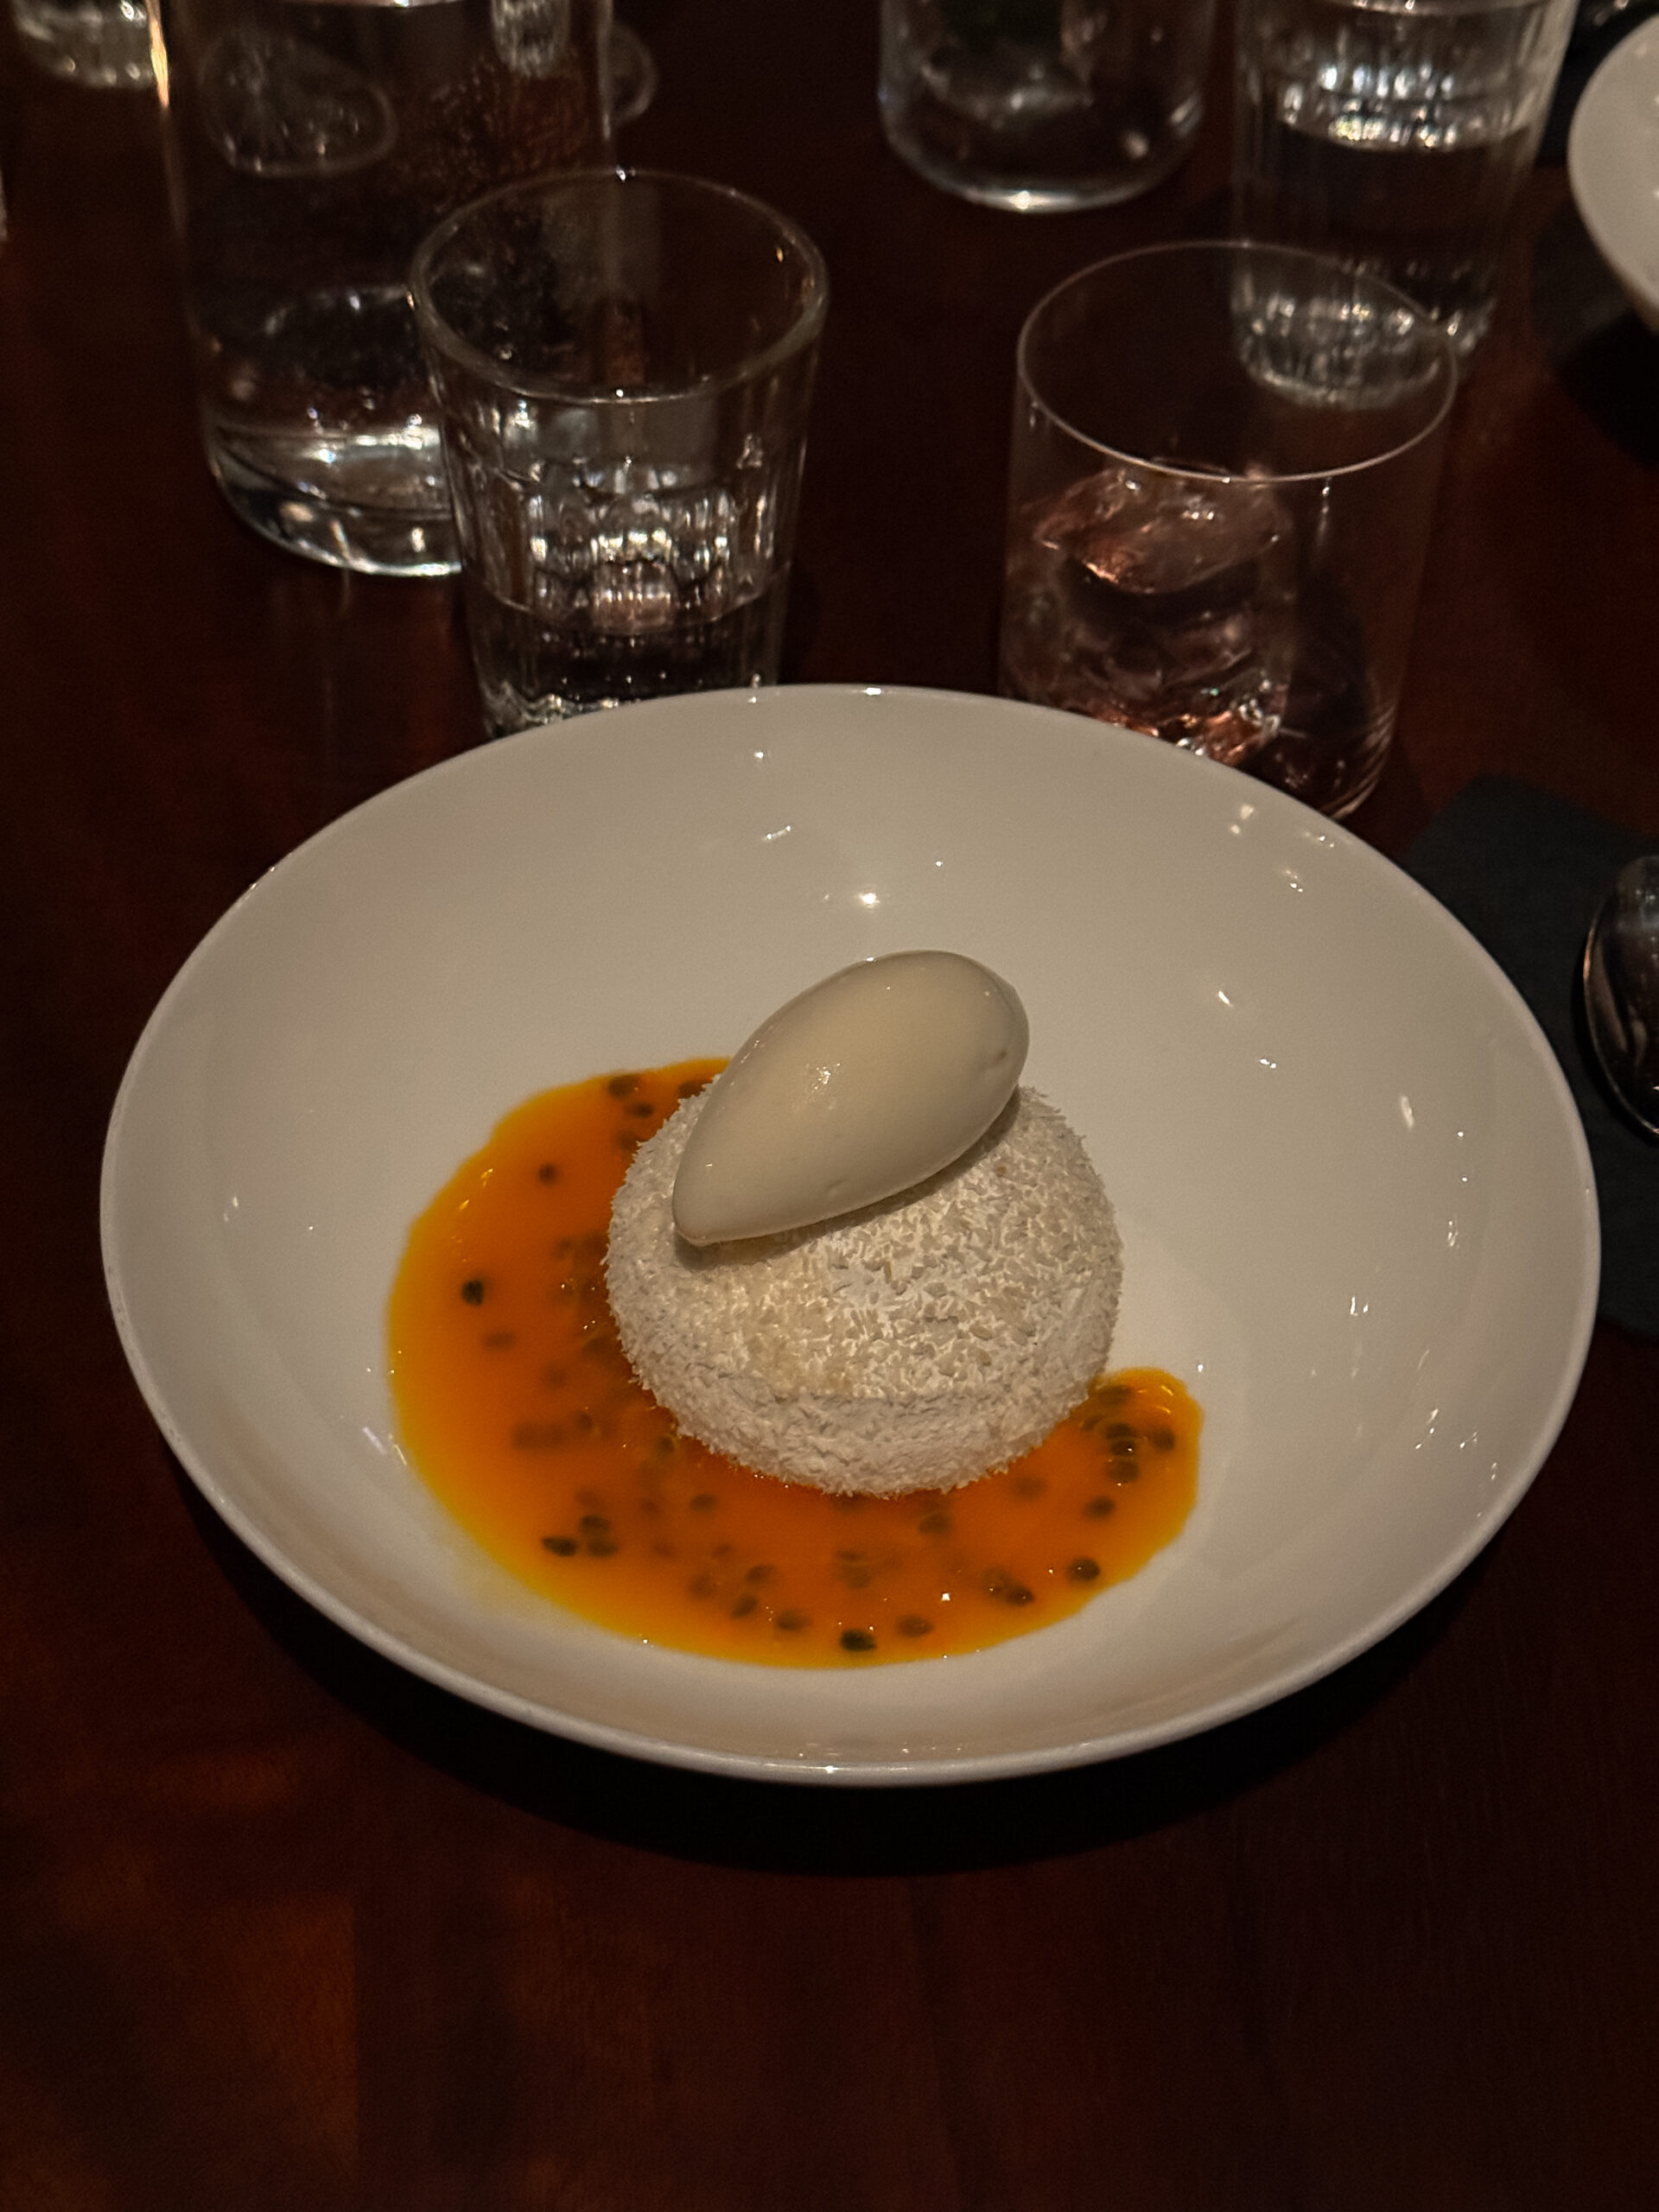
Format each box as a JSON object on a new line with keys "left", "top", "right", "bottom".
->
{"left": 671, "top": 950, "right": 1030, "bottom": 1245}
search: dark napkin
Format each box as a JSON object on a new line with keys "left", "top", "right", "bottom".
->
{"left": 1402, "top": 775, "right": 1658, "bottom": 1338}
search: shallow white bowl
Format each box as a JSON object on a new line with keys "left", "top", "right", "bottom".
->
{"left": 102, "top": 687, "right": 1598, "bottom": 1784}
{"left": 1569, "top": 16, "right": 1659, "bottom": 332}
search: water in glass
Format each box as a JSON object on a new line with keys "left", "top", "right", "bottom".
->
{"left": 1235, "top": 0, "right": 1577, "bottom": 353}
{"left": 152, "top": 0, "right": 608, "bottom": 573}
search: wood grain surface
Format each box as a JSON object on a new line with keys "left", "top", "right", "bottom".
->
{"left": 3, "top": 4, "right": 1657, "bottom": 2207}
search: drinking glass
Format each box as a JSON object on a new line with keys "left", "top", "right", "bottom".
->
{"left": 1234, "top": 0, "right": 1579, "bottom": 355}
{"left": 1000, "top": 241, "right": 1457, "bottom": 818}
{"left": 412, "top": 168, "right": 829, "bottom": 734}
{"left": 879, "top": 0, "right": 1217, "bottom": 210}
{"left": 149, "top": 0, "right": 611, "bottom": 575}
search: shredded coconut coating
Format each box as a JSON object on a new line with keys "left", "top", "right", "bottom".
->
{"left": 605, "top": 1088, "right": 1122, "bottom": 1495}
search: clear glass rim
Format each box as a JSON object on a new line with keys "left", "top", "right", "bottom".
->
{"left": 410, "top": 166, "right": 830, "bottom": 404}
{"left": 1015, "top": 238, "right": 1459, "bottom": 487}
{"left": 1258, "top": 0, "right": 1567, "bottom": 16}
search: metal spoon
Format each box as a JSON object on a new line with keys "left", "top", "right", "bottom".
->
{"left": 1582, "top": 855, "right": 1659, "bottom": 1138}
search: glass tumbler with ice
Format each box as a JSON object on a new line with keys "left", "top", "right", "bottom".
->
{"left": 1000, "top": 241, "right": 1456, "bottom": 818}
{"left": 412, "top": 170, "right": 828, "bottom": 735}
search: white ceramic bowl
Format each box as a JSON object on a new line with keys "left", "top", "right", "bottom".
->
{"left": 1569, "top": 16, "right": 1659, "bottom": 332}
{"left": 102, "top": 687, "right": 1599, "bottom": 1784}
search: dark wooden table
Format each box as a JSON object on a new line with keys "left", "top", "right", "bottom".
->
{"left": 4, "top": 5, "right": 1658, "bottom": 2206}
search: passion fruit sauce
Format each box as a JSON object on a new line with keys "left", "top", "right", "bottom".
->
{"left": 388, "top": 1064, "right": 1200, "bottom": 1667}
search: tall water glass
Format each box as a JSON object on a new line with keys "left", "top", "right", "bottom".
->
{"left": 412, "top": 169, "right": 828, "bottom": 734}
{"left": 149, "top": 0, "right": 611, "bottom": 575}
{"left": 879, "top": 0, "right": 1217, "bottom": 210}
{"left": 1234, "top": 0, "right": 1578, "bottom": 355}
{"left": 1000, "top": 241, "right": 1456, "bottom": 818}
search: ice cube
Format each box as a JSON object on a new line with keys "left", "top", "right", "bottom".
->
{"left": 200, "top": 30, "right": 396, "bottom": 180}
{"left": 1005, "top": 461, "right": 1300, "bottom": 766}
{"left": 1035, "top": 462, "right": 1290, "bottom": 601}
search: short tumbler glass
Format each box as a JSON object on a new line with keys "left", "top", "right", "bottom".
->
{"left": 880, "top": 0, "right": 1217, "bottom": 211}
{"left": 413, "top": 169, "right": 828, "bottom": 735}
{"left": 999, "top": 241, "right": 1457, "bottom": 818}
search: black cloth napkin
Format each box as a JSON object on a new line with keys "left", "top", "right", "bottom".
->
{"left": 1402, "top": 775, "right": 1658, "bottom": 1338}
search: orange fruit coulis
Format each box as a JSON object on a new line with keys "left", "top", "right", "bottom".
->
{"left": 388, "top": 1064, "right": 1199, "bottom": 1667}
